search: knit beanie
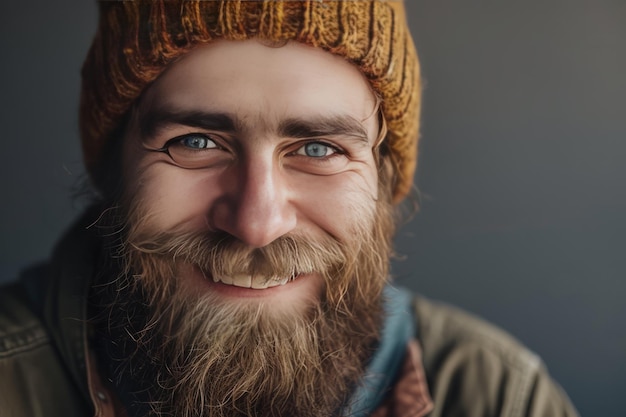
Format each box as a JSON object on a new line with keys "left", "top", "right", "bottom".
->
{"left": 80, "top": 0, "right": 421, "bottom": 202}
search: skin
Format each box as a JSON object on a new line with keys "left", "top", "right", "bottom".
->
{"left": 122, "top": 40, "right": 381, "bottom": 305}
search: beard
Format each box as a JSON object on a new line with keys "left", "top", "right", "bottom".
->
{"left": 91, "top": 174, "right": 396, "bottom": 417}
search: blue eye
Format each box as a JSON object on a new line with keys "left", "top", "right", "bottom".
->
{"left": 296, "top": 142, "right": 336, "bottom": 158}
{"left": 146, "top": 132, "right": 227, "bottom": 169}
{"left": 181, "top": 134, "right": 215, "bottom": 149}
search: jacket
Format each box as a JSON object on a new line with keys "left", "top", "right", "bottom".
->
{"left": 0, "top": 213, "right": 579, "bottom": 417}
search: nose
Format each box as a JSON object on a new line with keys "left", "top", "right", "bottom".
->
{"left": 210, "top": 153, "right": 297, "bottom": 248}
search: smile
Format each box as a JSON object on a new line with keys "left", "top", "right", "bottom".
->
{"left": 212, "top": 274, "right": 296, "bottom": 289}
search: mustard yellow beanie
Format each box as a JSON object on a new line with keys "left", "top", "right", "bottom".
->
{"left": 80, "top": 0, "right": 421, "bottom": 202}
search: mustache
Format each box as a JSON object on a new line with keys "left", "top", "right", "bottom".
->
{"left": 125, "top": 229, "right": 349, "bottom": 281}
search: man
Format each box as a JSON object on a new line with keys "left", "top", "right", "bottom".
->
{"left": 0, "top": 1, "right": 578, "bottom": 416}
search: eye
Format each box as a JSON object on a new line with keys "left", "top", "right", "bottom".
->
{"left": 156, "top": 132, "right": 227, "bottom": 169}
{"left": 295, "top": 142, "right": 337, "bottom": 158}
{"left": 177, "top": 134, "right": 218, "bottom": 150}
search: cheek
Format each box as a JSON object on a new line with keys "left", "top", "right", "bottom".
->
{"left": 121, "top": 131, "right": 207, "bottom": 229}
{"left": 294, "top": 168, "right": 378, "bottom": 241}
{"left": 128, "top": 165, "right": 223, "bottom": 230}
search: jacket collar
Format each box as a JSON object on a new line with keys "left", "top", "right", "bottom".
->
{"left": 42, "top": 207, "right": 105, "bottom": 407}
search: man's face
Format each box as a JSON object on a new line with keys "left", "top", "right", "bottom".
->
{"left": 122, "top": 40, "right": 381, "bottom": 308}
{"left": 103, "top": 39, "right": 393, "bottom": 416}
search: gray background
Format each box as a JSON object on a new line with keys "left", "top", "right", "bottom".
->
{"left": 1, "top": 1, "right": 624, "bottom": 416}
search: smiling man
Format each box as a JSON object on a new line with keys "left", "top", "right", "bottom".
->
{"left": 0, "top": 1, "right": 578, "bottom": 417}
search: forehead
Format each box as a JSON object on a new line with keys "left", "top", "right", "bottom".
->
{"left": 139, "top": 40, "right": 378, "bottom": 132}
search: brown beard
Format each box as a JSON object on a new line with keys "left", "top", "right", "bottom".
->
{"left": 92, "top": 175, "right": 396, "bottom": 417}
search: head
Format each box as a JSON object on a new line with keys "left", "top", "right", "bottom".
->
{"left": 83, "top": 1, "right": 420, "bottom": 416}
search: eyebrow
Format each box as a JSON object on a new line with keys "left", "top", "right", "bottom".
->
{"left": 140, "top": 107, "right": 237, "bottom": 138}
{"left": 278, "top": 115, "right": 370, "bottom": 144}
{"left": 139, "top": 106, "right": 370, "bottom": 145}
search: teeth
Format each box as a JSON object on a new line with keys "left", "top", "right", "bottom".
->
{"left": 232, "top": 274, "right": 252, "bottom": 288}
{"left": 251, "top": 276, "right": 271, "bottom": 289}
{"left": 213, "top": 274, "right": 297, "bottom": 289}
{"left": 220, "top": 275, "right": 233, "bottom": 285}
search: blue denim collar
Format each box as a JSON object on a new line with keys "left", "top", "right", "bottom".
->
{"left": 345, "top": 285, "right": 416, "bottom": 416}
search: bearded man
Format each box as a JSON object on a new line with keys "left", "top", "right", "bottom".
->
{"left": 0, "top": 1, "right": 579, "bottom": 417}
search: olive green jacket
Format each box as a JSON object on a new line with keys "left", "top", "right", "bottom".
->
{"left": 0, "top": 216, "right": 579, "bottom": 417}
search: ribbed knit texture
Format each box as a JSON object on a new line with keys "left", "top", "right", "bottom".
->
{"left": 80, "top": 0, "right": 421, "bottom": 202}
